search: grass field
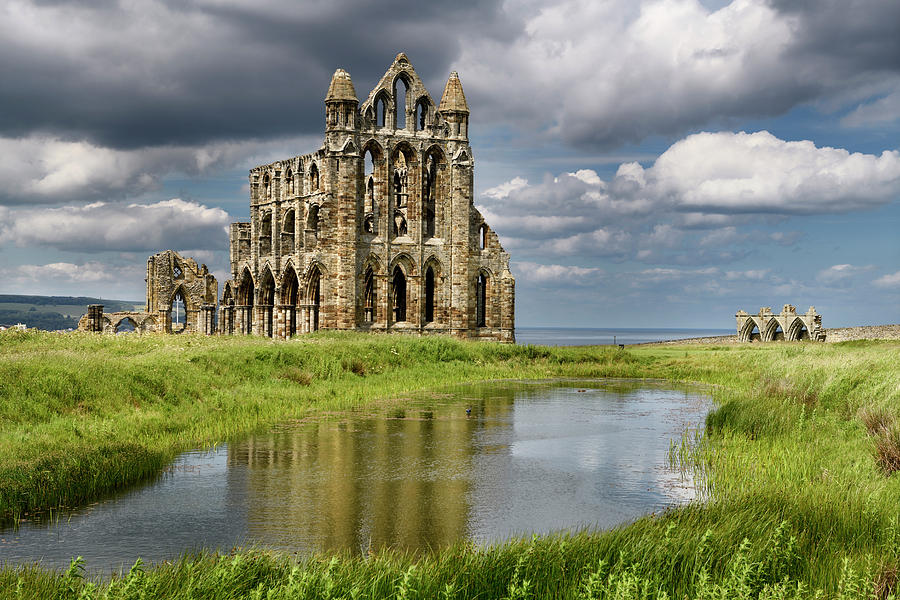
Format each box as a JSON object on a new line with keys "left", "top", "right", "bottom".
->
{"left": 0, "top": 331, "right": 897, "bottom": 599}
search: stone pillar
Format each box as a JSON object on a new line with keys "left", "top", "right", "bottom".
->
{"left": 201, "top": 304, "right": 216, "bottom": 335}
{"left": 87, "top": 304, "right": 104, "bottom": 333}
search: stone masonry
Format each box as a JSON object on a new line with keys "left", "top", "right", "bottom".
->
{"left": 219, "top": 53, "right": 515, "bottom": 342}
{"left": 78, "top": 250, "right": 218, "bottom": 334}
{"left": 735, "top": 305, "right": 826, "bottom": 342}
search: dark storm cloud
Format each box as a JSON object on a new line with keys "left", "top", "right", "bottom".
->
{"left": 456, "top": 0, "right": 900, "bottom": 151}
{"left": 768, "top": 0, "right": 900, "bottom": 72}
{"left": 0, "top": 0, "right": 517, "bottom": 149}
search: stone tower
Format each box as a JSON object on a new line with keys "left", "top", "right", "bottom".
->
{"left": 220, "top": 53, "right": 515, "bottom": 342}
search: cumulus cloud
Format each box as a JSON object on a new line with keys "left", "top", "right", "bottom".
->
{"left": 816, "top": 264, "right": 875, "bottom": 285}
{"left": 0, "top": 134, "right": 320, "bottom": 205}
{"left": 842, "top": 87, "right": 900, "bottom": 127}
{"left": 873, "top": 271, "right": 900, "bottom": 289}
{"left": 458, "top": 0, "right": 900, "bottom": 148}
{"left": 0, "top": 199, "right": 231, "bottom": 252}
{"left": 478, "top": 130, "right": 899, "bottom": 262}
{"left": 513, "top": 261, "right": 604, "bottom": 284}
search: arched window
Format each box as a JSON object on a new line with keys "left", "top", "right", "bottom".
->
{"left": 424, "top": 267, "right": 435, "bottom": 324}
{"left": 364, "top": 149, "right": 377, "bottom": 234}
{"left": 423, "top": 152, "right": 438, "bottom": 238}
{"left": 363, "top": 268, "right": 376, "bottom": 323}
{"left": 415, "top": 98, "right": 428, "bottom": 131}
{"left": 282, "top": 209, "right": 295, "bottom": 254}
{"left": 394, "top": 76, "right": 408, "bottom": 130}
{"left": 392, "top": 266, "right": 407, "bottom": 322}
{"left": 282, "top": 265, "right": 299, "bottom": 337}
{"left": 376, "top": 96, "right": 387, "bottom": 128}
{"left": 259, "top": 269, "right": 275, "bottom": 338}
{"left": 115, "top": 317, "right": 137, "bottom": 334}
{"left": 476, "top": 273, "right": 487, "bottom": 327}
{"left": 259, "top": 212, "right": 272, "bottom": 256}
{"left": 307, "top": 204, "right": 320, "bottom": 234}
{"left": 308, "top": 266, "right": 321, "bottom": 332}
{"left": 172, "top": 288, "right": 187, "bottom": 332}
{"left": 480, "top": 224, "right": 488, "bottom": 250}
{"left": 285, "top": 168, "right": 294, "bottom": 196}
{"left": 309, "top": 163, "right": 320, "bottom": 192}
{"left": 263, "top": 173, "right": 271, "bottom": 200}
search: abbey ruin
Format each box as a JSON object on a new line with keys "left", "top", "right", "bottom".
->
{"left": 80, "top": 53, "right": 516, "bottom": 342}
{"left": 736, "top": 305, "right": 826, "bottom": 342}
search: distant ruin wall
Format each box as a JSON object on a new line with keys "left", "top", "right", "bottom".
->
{"left": 735, "top": 304, "right": 825, "bottom": 342}
{"left": 78, "top": 250, "right": 217, "bottom": 335}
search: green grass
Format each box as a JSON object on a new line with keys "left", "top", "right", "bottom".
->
{"left": 0, "top": 331, "right": 898, "bottom": 599}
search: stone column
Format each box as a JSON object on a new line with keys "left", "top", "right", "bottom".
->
{"left": 87, "top": 304, "right": 104, "bottom": 333}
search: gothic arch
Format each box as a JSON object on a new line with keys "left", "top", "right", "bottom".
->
{"left": 787, "top": 317, "right": 809, "bottom": 341}
{"left": 414, "top": 96, "right": 432, "bottom": 131}
{"left": 475, "top": 268, "right": 494, "bottom": 328}
{"left": 390, "top": 264, "right": 408, "bottom": 323}
{"left": 388, "top": 252, "right": 417, "bottom": 277}
{"left": 374, "top": 89, "right": 391, "bottom": 128}
{"left": 393, "top": 73, "right": 411, "bottom": 129}
{"left": 359, "top": 252, "right": 383, "bottom": 276}
{"left": 308, "top": 162, "right": 320, "bottom": 193}
{"left": 114, "top": 317, "right": 138, "bottom": 334}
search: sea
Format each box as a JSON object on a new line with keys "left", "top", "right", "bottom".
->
{"left": 515, "top": 327, "right": 734, "bottom": 346}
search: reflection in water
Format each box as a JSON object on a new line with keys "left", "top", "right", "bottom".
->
{"left": 0, "top": 380, "right": 708, "bottom": 572}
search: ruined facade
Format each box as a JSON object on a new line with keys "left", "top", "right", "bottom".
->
{"left": 735, "top": 305, "right": 825, "bottom": 342}
{"left": 218, "top": 53, "right": 515, "bottom": 342}
{"left": 78, "top": 250, "right": 218, "bottom": 334}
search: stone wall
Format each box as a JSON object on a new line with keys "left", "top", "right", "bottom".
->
{"left": 78, "top": 250, "right": 217, "bottom": 335}
{"left": 220, "top": 53, "right": 515, "bottom": 342}
{"left": 735, "top": 304, "right": 825, "bottom": 342}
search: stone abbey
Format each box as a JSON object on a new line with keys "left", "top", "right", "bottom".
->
{"left": 81, "top": 53, "right": 515, "bottom": 342}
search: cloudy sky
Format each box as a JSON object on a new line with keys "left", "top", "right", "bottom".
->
{"left": 1, "top": 0, "right": 897, "bottom": 328}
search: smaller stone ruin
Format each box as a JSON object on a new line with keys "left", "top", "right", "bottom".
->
{"left": 735, "top": 304, "right": 825, "bottom": 342}
{"left": 79, "top": 250, "right": 218, "bottom": 334}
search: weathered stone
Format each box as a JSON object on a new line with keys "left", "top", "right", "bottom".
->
{"left": 220, "top": 53, "right": 515, "bottom": 342}
{"left": 78, "top": 250, "right": 218, "bottom": 334}
{"left": 735, "top": 304, "right": 825, "bottom": 342}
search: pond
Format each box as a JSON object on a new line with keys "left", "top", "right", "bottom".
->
{"left": 0, "top": 380, "right": 710, "bottom": 573}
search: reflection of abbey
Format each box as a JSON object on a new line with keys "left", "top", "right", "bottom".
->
{"left": 81, "top": 54, "right": 516, "bottom": 342}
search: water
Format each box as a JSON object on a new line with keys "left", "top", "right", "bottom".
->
{"left": 0, "top": 380, "right": 710, "bottom": 573}
{"left": 515, "top": 327, "right": 734, "bottom": 346}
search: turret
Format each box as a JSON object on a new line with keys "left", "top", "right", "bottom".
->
{"left": 438, "top": 71, "right": 469, "bottom": 139}
{"left": 325, "top": 68, "right": 359, "bottom": 132}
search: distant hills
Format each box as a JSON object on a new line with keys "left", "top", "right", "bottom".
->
{"left": 0, "top": 295, "right": 143, "bottom": 330}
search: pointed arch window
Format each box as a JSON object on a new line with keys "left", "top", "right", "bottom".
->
{"left": 309, "top": 163, "right": 320, "bottom": 192}
{"left": 476, "top": 273, "right": 487, "bottom": 327}
{"left": 171, "top": 288, "right": 187, "bottom": 332}
{"left": 308, "top": 267, "right": 321, "bottom": 332}
{"left": 282, "top": 209, "right": 295, "bottom": 254}
{"left": 391, "top": 266, "right": 407, "bottom": 322}
{"left": 376, "top": 96, "right": 387, "bottom": 128}
{"left": 394, "top": 76, "right": 408, "bottom": 130}
{"left": 423, "top": 153, "right": 438, "bottom": 238}
{"left": 363, "top": 268, "right": 376, "bottom": 323}
{"left": 307, "top": 204, "right": 320, "bottom": 234}
{"left": 425, "top": 267, "right": 435, "bottom": 324}
{"left": 285, "top": 168, "right": 294, "bottom": 196}
{"left": 259, "top": 212, "right": 272, "bottom": 256}
{"left": 364, "top": 149, "right": 377, "bottom": 234}
{"left": 415, "top": 98, "right": 429, "bottom": 131}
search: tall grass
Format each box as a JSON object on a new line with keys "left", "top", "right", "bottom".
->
{"left": 1, "top": 331, "right": 899, "bottom": 598}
